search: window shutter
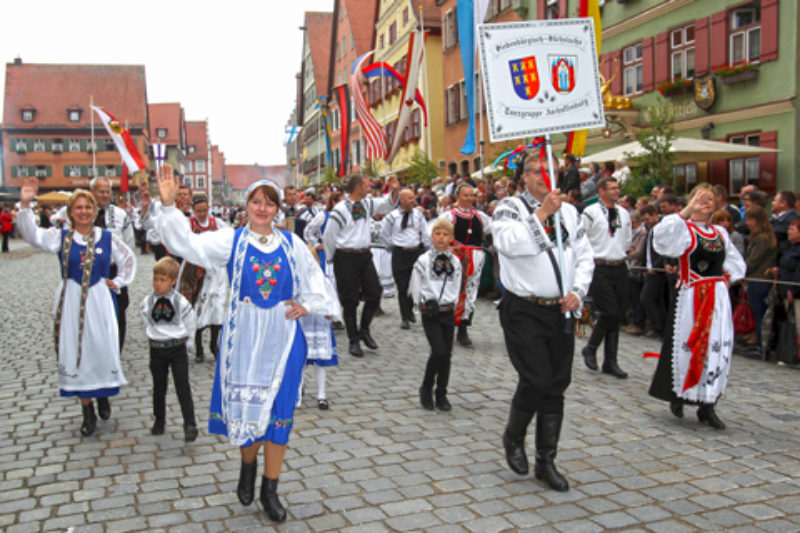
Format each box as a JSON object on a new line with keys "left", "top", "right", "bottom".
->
{"left": 559, "top": 0, "right": 567, "bottom": 18}
{"left": 453, "top": 86, "right": 460, "bottom": 122}
{"left": 11, "top": 166, "right": 16, "bottom": 178}
{"left": 444, "top": 88, "right": 450, "bottom": 125}
{"left": 759, "top": 131, "right": 778, "bottom": 195}
{"left": 611, "top": 50, "right": 623, "bottom": 95}
{"left": 82, "top": 165, "right": 88, "bottom": 176}
{"left": 45, "top": 139, "right": 52, "bottom": 151}
{"left": 29, "top": 166, "right": 36, "bottom": 176}
{"left": 27, "top": 139, "right": 34, "bottom": 151}
{"left": 536, "top": 0, "right": 545, "bottom": 20}
{"left": 80, "top": 139, "right": 87, "bottom": 151}
{"left": 654, "top": 32, "right": 669, "bottom": 83}
{"left": 641, "top": 37, "right": 654, "bottom": 92}
{"left": 116, "top": 165, "right": 123, "bottom": 176}
{"left": 47, "top": 166, "right": 52, "bottom": 177}
{"left": 694, "top": 18, "right": 710, "bottom": 75}
{"left": 709, "top": 11, "right": 727, "bottom": 69}
{"left": 64, "top": 165, "right": 70, "bottom": 177}
{"left": 761, "top": 0, "right": 779, "bottom": 63}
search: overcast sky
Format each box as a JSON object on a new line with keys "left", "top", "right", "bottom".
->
{"left": 0, "top": 0, "right": 334, "bottom": 165}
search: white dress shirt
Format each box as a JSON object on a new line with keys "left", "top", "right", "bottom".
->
{"left": 581, "top": 201, "right": 632, "bottom": 261}
{"left": 322, "top": 194, "right": 396, "bottom": 261}
{"left": 140, "top": 289, "right": 196, "bottom": 351}
{"left": 380, "top": 207, "right": 431, "bottom": 249}
{"left": 410, "top": 249, "right": 462, "bottom": 306}
{"left": 493, "top": 191, "right": 594, "bottom": 302}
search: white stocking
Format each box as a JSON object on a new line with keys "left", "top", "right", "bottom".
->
{"left": 315, "top": 366, "right": 327, "bottom": 400}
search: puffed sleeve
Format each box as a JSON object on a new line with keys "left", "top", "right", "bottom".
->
{"left": 304, "top": 210, "right": 325, "bottom": 247}
{"left": 17, "top": 208, "right": 62, "bottom": 253}
{"left": 418, "top": 210, "right": 432, "bottom": 249}
{"left": 157, "top": 205, "right": 234, "bottom": 269}
{"left": 291, "top": 234, "right": 337, "bottom": 316}
{"left": 322, "top": 208, "right": 345, "bottom": 263}
{"left": 652, "top": 213, "right": 693, "bottom": 258}
{"left": 493, "top": 198, "right": 553, "bottom": 258}
{"left": 569, "top": 210, "right": 595, "bottom": 302}
{"left": 717, "top": 225, "right": 746, "bottom": 283}
{"left": 479, "top": 211, "right": 493, "bottom": 235}
{"left": 110, "top": 232, "right": 136, "bottom": 289}
{"left": 410, "top": 255, "right": 425, "bottom": 305}
{"left": 380, "top": 212, "right": 394, "bottom": 248}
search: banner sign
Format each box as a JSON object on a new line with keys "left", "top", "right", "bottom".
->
{"left": 478, "top": 19, "right": 605, "bottom": 141}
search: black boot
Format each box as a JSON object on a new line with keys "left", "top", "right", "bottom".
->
{"left": 435, "top": 356, "right": 452, "bottom": 411}
{"left": 96, "top": 397, "right": 111, "bottom": 420}
{"left": 670, "top": 399, "right": 684, "bottom": 419}
{"left": 583, "top": 324, "right": 604, "bottom": 371}
{"left": 236, "top": 459, "right": 258, "bottom": 505}
{"left": 344, "top": 315, "right": 363, "bottom": 357}
{"left": 601, "top": 329, "right": 628, "bottom": 379}
{"left": 260, "top": 477, "right": 287, "bottom": 522}
{"left": 195, "top": 330, "right": 205, "bottom": 363}
{"left": 534, "top": 412, "right": 569, "bottom": 491}
{"left": 456, "top": 323, "right": 472, "bottom": 346}
{"left": 210, "top": 325, "right": 221, "bottom": 358}
{"left": 502, "top": 406, "right": 535, "bottom": 475}
{"left": 360, "top": 305, "right": 379, "bottom": 350}
{"left": 697, "top": 404, "right": 725, "bottom": 430}
{"left": 435, "top": 389, "right": 452, "bottom": 411}
{"left": 419, "top": 386, "right": 434, "bottom": 410}
{"left": 80, "top": 402, "right": 97, "bottom": 437}
{"left": 360, "top": 329, "right": 378, "bottom": 350}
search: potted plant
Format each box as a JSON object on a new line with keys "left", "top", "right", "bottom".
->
{"left": 713, "top": 61, "right": 760, "bottom": 85}
{"left": 657, "top": 77, "right": 693, "bottom": 97}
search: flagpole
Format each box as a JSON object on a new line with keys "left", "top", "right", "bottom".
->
{"left": 420, "top": 4, "right": 432, "bottom": 160}
{"left": 545, "top": 133, "right": 569, "bottom": 319}
{"left": 90, "top": 95, "right": 97, "bottom": 181}
{"left": 379, "top": 35, "right": 389, "bottom": 173}
{"left": 476, "top": 3, "right": 484, "bottom": 180}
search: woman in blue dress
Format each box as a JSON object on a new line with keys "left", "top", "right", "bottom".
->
{"left": 156, "top": 165, "right": 336, "bottom": 522}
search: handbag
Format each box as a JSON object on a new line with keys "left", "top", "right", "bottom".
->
{"left": 776, "top": 304, "right": 799, "bottom": 364}
{"left": 733, "top": 290, "right": 756, "bottom": 335}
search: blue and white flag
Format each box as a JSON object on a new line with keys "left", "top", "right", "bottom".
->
{"left": 456, "top": 0, "right": 489, "bottom": 155}
{"left": 283, "top": 125, "right": 302, "bottom": 147}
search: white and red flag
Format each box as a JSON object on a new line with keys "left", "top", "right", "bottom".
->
{"left": 387, "top": 26, "right": 425, "bottom": 164}
{"left": 91, "top": 106, "right": 146, "bottom": 175}
{"left": 350, "top": 51, "right": 387, "bottom": 160}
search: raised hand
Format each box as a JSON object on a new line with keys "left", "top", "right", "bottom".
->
{"left": 19, "top": 178, "right": 39, "bottom": 209}
{"left": 157, "top": 164, "right": 178, "bottom": 207}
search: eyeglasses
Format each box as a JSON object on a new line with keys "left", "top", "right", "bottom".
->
{"left": 523, "top": 167, "right": 542, "bottom": 174}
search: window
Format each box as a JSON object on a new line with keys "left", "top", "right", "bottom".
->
{"left": 188, "top": 145, "right": 196, "bottom": 154}
{"left": 15, "top": 140, "right": 27, "bottom": 153}
{"left": 623, "top": 43, "right": 643, "bottom": 96}
{"left": 156, "top": 128, "right": 167, "bottom": 139}
{"left": 69, "top": 139, "right": 81, "bottom": 151}
{"left": 69, "top": 165, "right": 81, "bottom": 177}
{"left": 459, "top": 80, "right": 468, "bottom": 121}
{"left": 673, "top": 164, "right": 698, "bottom": 194}
{"left": 86, "top": 140, "right": 97, "bottom": 152}
{"left": 33, "top": 139, "right": 46, "bottom": 152}
{"left": 15, "top": 166, "right": 29, "bottom": 177}
{"left": 444, "top": 9, "right": 458, "bottom": 50}
{"left": 389, "top": 22, "right": 397, "bottom": 45}
{"left": 185, "top": 161, "right": 193, "bottom": 172}
{"left": 195, "top": 160, "right": 206, "bottom": 172}
{"left": 729, "top": 134, "right": 760, "bottom": 192}
{"left": 105, "top": 166, "right": 116, "bottom": 177}
{"left": 196, "top": 176, "right": 206, "bottom": 189}
{"left": 35, "top": 166, "right": 48, "bottom": 178}
{"left": 68, "top": 109, "right": 81, "bottom": 122}
{"left": 670, "top": 25, "right": 695, "bottom": 79}
{"left": 352, "top": 140, "right": 360, "bottom": 166}
{"left": 403, "top": 7, "right": 409, "bottom": 25}
{"left": 183, "top": 176, "right": 193, "bottom": 188}
{"left": 545, "top": 0, "right": 559, "bottom": 20}
{"left": 21, "top": 109, "right": 34, "bottom": 122}
{"left": 52, "top": 139, "right": 63, "bottom": 153}
{"left": 730, "top": 5, "right": 761, "bottom": 64}
{"left": 412, "top": 109, "right": 421, "bottom": 139}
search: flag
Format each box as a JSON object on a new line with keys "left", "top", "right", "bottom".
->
{"left": 351, "top": 51, "right": 387, "bottom": 160}
{"left": 333, "top": 85, "right": 351, "bottom": 177}
{"left": 152, "top": 143, "right": 167, "bottom": 176}
{"left": 457, "top": 0, "right": 477, "bottom": 154}
{"left": 283, "top": 125, "right": 302, "bottom": 147}
{"left": 316, "top": 96, "right": 333, "bottom": 165}
{"left": 567, "top": 0, "right": 602, "bottom": 157}
{"left": 91, "top": 106, "right": 145, "bottom": 174}
{"left": 388, "top": 26, "right": 425, "bottom": 164}
{"left": 362, "top": 62, "right": 428, "bottom": 126}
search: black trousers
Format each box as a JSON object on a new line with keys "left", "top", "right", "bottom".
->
{"left": 1, "top": 232, "right": 9, "bottom": 252}
{"left": 641, "top": 272, "right": 666, "bottom": 335}
{"left": 499, "top": 293, "right": 574, "bottom": 415}
{"left": 149, "top": 343, "right": 196, "bottom": 426}
{"left": 421, "top": 309, "right": 455, "bottom": 391}
{"left": 333, "top": 251, "right": 383, "bottom": 339}
{"left": 392, "top": 248, "right": 422, "bottom": 322}
{"left": 587, "top": 263, "right": 629, "bottom": 347}
{"left": 109, "top": 264, "right": 129, "bottom": 351}
{"left": 151, "top": 244, "right": 168, "bottom": 261}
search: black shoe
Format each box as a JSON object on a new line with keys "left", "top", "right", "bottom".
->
{"left": 151, "top": 420, "right": 165, "bottom": 436}
{"left": 582, "top": 346, "right": 598, "bottom": 371}
{"left": 184, "top": 425, "right": 198, "bottom": 442}
{"left": 195, "top": 349, "right": 204, "bottom": 363}
{"left": 435, "top": 389, "right": 451, "bottom": 411}
{"left": 80, "top": 402, "right": 97, "bottom": 437}
{"left": 534, "top": 460, "right": 570, "bottom": 492}
{"left": 419, "top": 386, "right": 434, "bottom": 410}
{"left": 332, "top": 321, "right": 345, "bottom": 330}
{"left": 360, "top": 330, "right": 378, "bottom": 350}
{"left": 96, "top": 397, "right": 111, "bottom": 420}
{"left": 602, "top": 361, "right": 629, "bottom": 379}
{"left": 401, "top": 320, "right": 410, "bottom": 330}
{"left": 349, "top": 341, "right": 364, "bottom": 358}
{"left": 260, "top": 477, "right": 287, "bottom": 522}
{"left": 670, "top": 399, "right": 684, "bottom": 419}
{"left": 317, "top": 399, "right": 329, "bottom": 410}
{"left": 237, "top": 460, "right": 258, "bottom": 506}
{"left": 697, "top": 405, "right": 726, "bottom": 430}
{"left": 456, "top": 324, "right": 472, "bottom": 346}
{"left": 645, "top": 330, "right": 663, "bottom": 339}
{"left": 374, "top": 306, "right": 386, "bottom": 317}
{"left": 408, "top": 313, "right": 416, "bottom": 324}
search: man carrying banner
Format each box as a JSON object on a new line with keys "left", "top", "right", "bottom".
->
{"left": 494, "top": 151, "right": 594, "bottom": 491}
{"left": 439, "top": 185, "right": 492, "bottom": 346}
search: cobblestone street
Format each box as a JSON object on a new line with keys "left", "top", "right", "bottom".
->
{"left": 2, "top": 239, "right": 800, "bottom": 532}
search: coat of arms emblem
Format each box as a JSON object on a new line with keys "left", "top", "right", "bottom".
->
{"left": 693, "top": 73, "right": 716, "bottom": 111}
{"left": 550, "top": 56, "right": 577, "bottom": 94}
{"left": 509, "top": 56, "right": 540, "bottom": 100}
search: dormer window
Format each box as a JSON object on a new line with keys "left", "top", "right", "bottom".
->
{"left": 156, "top": 128, "right": 167, "bottom": 139}
{"left": 21, "top": 109, "right": 35, "bottom": 122}
{"left": 188, "top": 145, "right": 196, "bottom": 154}
{"left": 68, "top": 109, "right": 82, "bottom": 122}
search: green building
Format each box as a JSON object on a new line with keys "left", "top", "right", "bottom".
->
{"left": 515, "top": 0, "right": 796, "bottom": 196}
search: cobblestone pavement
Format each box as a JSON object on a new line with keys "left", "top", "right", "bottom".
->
{"left": 2, "top": 238, "right": 800, "bottom": 532}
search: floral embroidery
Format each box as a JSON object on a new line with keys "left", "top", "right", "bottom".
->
{"left": 698, "top": 235, "right": 724, "bottom": 252}
{"left": 210, "top": 411, "right": 224, "bottom": 421}
{"left": 270, "top": 416, "right": 292, "bottom": 428}
{"left": 250, "top": 256, "right": 282, "bottom": 299}
{"left": 697, "top": 260, "right": 709, "bottom": 272}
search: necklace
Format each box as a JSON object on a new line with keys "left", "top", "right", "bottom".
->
{"left": 258, "top": 235, "right": 269, "bottom": 244}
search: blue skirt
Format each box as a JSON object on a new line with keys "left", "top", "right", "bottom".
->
{"left": 306, "top": 325, "right": 339, "bottom": 367}
{"left": 60, "top": 387, "right": 119, "bottom": 398}
{"left": 209, "top": 329, "right": 307, "bottom": 446}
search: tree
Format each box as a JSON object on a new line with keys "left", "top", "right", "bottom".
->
{"left": 361, "top": 158, "right": 380, "bottom": 179}
{"left": 625, "top": 98, "right": 677, "bottom": 197}
{"left": 406, "top": 149, "right": 439, "bottom": 186}
{"left": 320, "top": 164, "right": 340, "bottom": 186}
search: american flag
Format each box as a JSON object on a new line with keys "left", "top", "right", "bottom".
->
{"left": 350, "top": 51, "right": 386, "bottom": 160}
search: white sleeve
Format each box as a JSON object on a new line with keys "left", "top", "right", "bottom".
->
{"left": 419, "top": 210, "right": 432, "bottom": 249}
{"left": 17, "top": 208, "right": 62, "bottom": 254}
{"left": 718, "top": 225, "right": 746, "bottom": 283}
{"left": 304, "top": 211, "right": 325, "bottom": 246}
{"left": 480, "top": 211, "right": 493, "bottom": 235}
{"left": 621, "top": 210, "right": 632, "bottom": 250}
{"left": 180, "top": 295, "right": 197, "bottom": 353}
{"left": 372, "top": 194, "right": 397, "bottom": 216}
{"left": 493, "top": 199, "right": 553, "bottom": 258}
{"left": 322, "top": 209, "right": 344, "bottom": 262}
{"left": 410, "top": 257, "right": 425, "bottom": 305}
{"left": 157, "top": 205, "right": 234, "bottom": 269}
{"left": 380, "top": 213, "right": 394, "bottom": 248}
{"left": 110, "top": 233, "right": 136, "bottom": 289}
{"left": 292, "top": 235, "right": 338, "bottom": 316}
{"left": 50, "top": 206, "right": 68, "bottom": 227}
{"left": 570, "top": 214, "right": 595, "bottom": 302}
{"left": 121, "top": 209, "right": 136, "bottom": 250}
{"left": 652, "top": 214, "right": 693, "bottom": 258}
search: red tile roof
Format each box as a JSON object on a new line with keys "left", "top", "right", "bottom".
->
{"left": 346, "top": 0, "right": 379, "bottom": 56}
{"left": 148, "top": 103, "right": 184, "bottom": 146}
{"left": 306, "top": 12, "right": 334, "bottom": 98}
{"left": 3, "top": 61, "right": 147, "bottom": 130}
{"left": 226, "top": 164, "right": 290, "bottom": 191}
{"left": 185, "top": 121, "right": 208, "bottom": 158}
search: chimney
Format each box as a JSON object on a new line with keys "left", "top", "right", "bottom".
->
{"left": 13, "top": 57, "right": 22, "bottom": 66}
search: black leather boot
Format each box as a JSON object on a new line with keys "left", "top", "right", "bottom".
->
{"left": 80, "top": 402, "right": 97, "bottom": 437}
{"left": 344, "top": 315, "right": 363, "bottom": 357}
{"left": 96, "top": 397, "right": 111, "bottom": 420}
{"left": 195, "top": 330, "right": 205, "bottom": 363}
{"left": 670, "top": 399, "right": 684, "bottom": 419}
{"left": 210, "top": 325, "right": 221, "bottom": 358}
{"left": 534, "top": 412, "right": 569, "bottom": 491}
{"left": 360, "top": 329, "right": 378, "bottom": 350}
{"left": 601, "top": 329, "right": 628, "bottom": 379}
{"left": 582, "top": 324, "right": 604, "bottom": 371}
{"left": 503, "top": 406, "right": 535, "bottom": 475}
{"left": 260, "top": 477, "right": 287, "bottom": 522}
{"left": 419, "top": 386, "right": 434, "bottom": 410}
{"left": 697, "top": 404, "right": 725, "bottom": 430}
{"left": 360, "top": 305, "right": 379, "bottom": 350}
{"left": 236, "top": 459, "right": 258, "bottom": 505}
{"left": 435, "top": 389, "right": 452, "bottom": 411}
{"left": 456, "top": 323, "right": 472, "bottom": 346}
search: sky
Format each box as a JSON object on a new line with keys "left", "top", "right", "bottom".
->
{"left": 0, "top": 0, "right": 335, "bottom": 166}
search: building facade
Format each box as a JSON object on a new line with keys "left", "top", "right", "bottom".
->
{"left": 184, "top": 120, "right": 211, "bottom": 198}
{"left": 1, "top": 59, "right": 150, "bottom": 192}
{"left": 210, "top": 144, "right": 227, "bottom": 205}
{"left": 226, "top": 164, "right": 290, "bottom": 205}
{"left": 300, "top": 11, "right": 334, "bottom": 183}
{"left": 148, "top": 103, "right": 187, "bottom": 182}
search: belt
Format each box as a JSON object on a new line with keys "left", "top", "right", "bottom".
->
{"left": 394, "top": 246, "right": 421, "bottom": 252}
{"left": 338, "top": 247, "right": 370, "bottom": 254}
{"left": 595, "top": 258, "right": 625, "bottom": 266}
{"left": 419, "top": 302, "right": 455, "bottom": 312}
{"left": 510, "top": 291, "right": 561, "bottom": 306}
{"left": 149, "top": 337, "right": 188, "bottom": 349}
